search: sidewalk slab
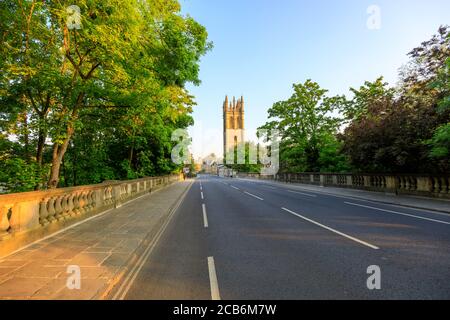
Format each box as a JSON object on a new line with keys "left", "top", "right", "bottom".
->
{"left": 0, "top": 180, "right": 192, "bottom": 300}
{"left": 238, "top": 178, "right": 450, "bottom": 214}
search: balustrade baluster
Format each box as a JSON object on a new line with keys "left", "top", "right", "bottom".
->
{"left": 53, "top": 196, "right": 63, "bottom": 221}
{"left": 79, "top": 192, "right": 87, "bottom": 214}
{"left": 39, "top": 199, "right": 50, "bottom": 225}
{"left": 440, "top": 177, "right": 448, "bottom": 194}
{"left": 61, "top": 194, "right": 71, "bottom": 219}
{"left": 68, "top": 194, "right": 76, "bottom": 217}
{"left": 73, "top": 193, "right": 81, "bottom": 215}
{"left": 47, "top": 197, "right": 57, "bottom": 222}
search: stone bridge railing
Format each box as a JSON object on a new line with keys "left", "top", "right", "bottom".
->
{"left": 0, "top": 174, "right": 183, "bottom": 257}
{"left": 236, "top": 173, "right": 450, "bottom": 199}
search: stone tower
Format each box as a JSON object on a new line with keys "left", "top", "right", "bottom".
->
{"left": 223, "top": 95, "right": 245, "bottom": 162}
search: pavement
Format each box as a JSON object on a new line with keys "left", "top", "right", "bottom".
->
{"left": 0, "top": 180, "right": 192, "bottom": 300}
{"left": 1, "top": 175, "right": 449, "bottom": 300}
{"left": 122, "top": 175, "right": 450, "bottom": 300}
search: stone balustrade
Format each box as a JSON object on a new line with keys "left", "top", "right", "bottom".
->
{"left": 236, "top": 172, "right": 450, "bottom": 199}
{"left": 0, "top": 174, "right": 182, "bottom": 257}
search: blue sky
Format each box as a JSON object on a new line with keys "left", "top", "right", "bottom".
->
{"left": 181, "top": 0, "right": 450, "bottom": 159}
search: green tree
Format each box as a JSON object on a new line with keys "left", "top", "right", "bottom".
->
{"left": 259, "top": 80, "right": 347, "bottom": 172}
{"left": 227, "top": 141, "right": 263, "bottom": 173}
{"left": 427, "top": 55, "right": 450, "bottom": 170}
{"left": 343, "top": 77, "right": 395, "bottom": 122}
{"left": 341, "top": 26, "right": 450, "bottom": 173}
{"left": 0, "top": 0, "right": 211, "bottom": 190}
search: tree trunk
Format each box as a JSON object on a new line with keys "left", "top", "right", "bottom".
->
{"left": 128, "top": 145, "right": 134, "bottom": 170}
{"left": 62, "top": 156, "right": 68, "bottom": 187}
{"left": 47, "top": 93, "right": 83, "bottom": 189}
{"left": 34, "top": 112, "right": 48, "bottom": 190}
{"left": 48, "top": 126, "right": 74, "bottom": 189}
{"left": 36, "top": 129, "right": 46, "bottom": 167}
{"left": 22, "top": 112, "right": 30, "bottom": 162}
{"left": 35, "top": 128, "right": 46, "bottom": 189}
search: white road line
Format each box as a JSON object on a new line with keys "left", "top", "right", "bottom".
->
{"left": 261, "top": 182, "right": 449, "bottom": 217}
{"left": 230, "top": 185, "right": 240, "bottom": 190}
{"left": 345, "top": 202, "right": 450, "bottom": 225}
{"left": 287, "top": 190, "right": 317, "bottom": 197}
{"left": 207, "top": 257, "right": 221, "bottom": 300}
{"left": 281, "top": 207, "right": 380, "bottom": 250}
{"left": 244, "top": 191, "right": 264, "bottom": 201}
{"left": 202, "top": 204, "right": 209, "bottom": 228}
{"left": 365, "top": 202, "right": 450, "bottom": 217}
{"left": 201, "top": 192, "right": 204, "bottom": 200}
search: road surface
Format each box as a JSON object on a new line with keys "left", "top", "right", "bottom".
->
{"left": 121, "top": 175, "right": 450, "bottom": 300}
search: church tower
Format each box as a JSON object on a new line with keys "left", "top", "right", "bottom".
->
{"left": 223, "top": 95, "right": 245, "bottom": 163}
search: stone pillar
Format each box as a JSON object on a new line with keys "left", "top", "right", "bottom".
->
{"left": 385, "top": 176, "right": 397, "bottom": 192}
{"left": 363, "top": 176, "right": 371, "bottom": 188}
{"left": 94, "top": 189, "right": 103, "bottom": 211}
{"left": 332, "top": 175, "right": 338, "bottom": 185}
{"left": 8, "top": 201, "right": 40, "bottom": 233}
{"left": 319, "top": 175, "right": 325, "bottom": 187}
{"left": 113, "top": 185, "right": 122, "bottom": 208}
{"left": 346, "top": 175, "right": 352, "bottom": 186}
{"left": 415, "top": 177, "right": 430, "bottom": 192}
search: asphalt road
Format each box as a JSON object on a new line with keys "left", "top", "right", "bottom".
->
{"left": 123, "top": 174, "right": 450, "bottom": 300}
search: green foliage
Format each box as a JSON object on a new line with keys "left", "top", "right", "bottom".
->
{"left": 227, "top": 142, "right": 263, "bottom": 173}
{"left": 259, "top": 80, "right": 347, "bottom": 172}
{"left": 317, "top": 133, "right": 351, "bottom": 173}
{"left": 342, "top": 26, "right": 449, "bottom": 173}
{"left": 257, "top": 26, "right": 449, "bottom": 175}
{"left": 343, "top": 77, "right": 395, "bottom": 122}
{"left": 427, "top": 123, "right": 450, "bottom": 159}
{"left": 0, "top": 158, "right": 43, "bottom": 193}
{"left": 0, "top": 0, "right": 211, "bottom": 192}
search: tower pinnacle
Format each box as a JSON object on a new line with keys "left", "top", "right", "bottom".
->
{"left": 223, "top": 95, "right": 229, "bottom": 111}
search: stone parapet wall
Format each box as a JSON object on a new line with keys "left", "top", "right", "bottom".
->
{"left": 236, "top": 173, "right": 450, "bottom": 199}
{"left": 0, "top": 174, "right": 183, "bottom": 258}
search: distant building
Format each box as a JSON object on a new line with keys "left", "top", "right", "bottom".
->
{"left": 217, "top": 165, "right": 236, "bottom": 178}
{"left": 201, "top": 153, "right": 219, "bottom": 174}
